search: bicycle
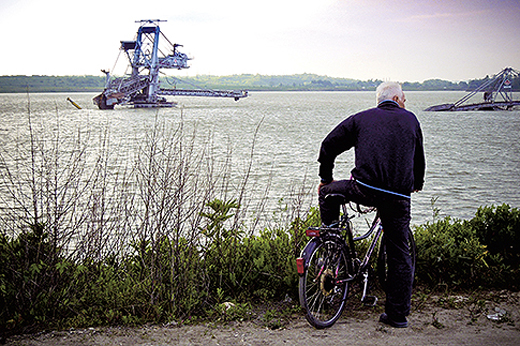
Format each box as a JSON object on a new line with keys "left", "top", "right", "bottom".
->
{"left": 296, "top": 194, "right": 416, "bottom": 329}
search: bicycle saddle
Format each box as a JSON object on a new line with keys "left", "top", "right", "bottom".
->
{"left": 324, "top": 193, "right": 347, "bottom": 204}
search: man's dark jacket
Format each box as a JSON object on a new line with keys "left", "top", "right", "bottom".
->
{"left": 318, "top": 101, "right": 425, "bottom": 196}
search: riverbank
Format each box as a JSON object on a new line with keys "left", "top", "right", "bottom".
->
{"left": 5, "top": 290, "right": 519, "bottom": 346}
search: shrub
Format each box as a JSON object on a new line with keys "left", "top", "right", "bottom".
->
{"left": 414, "top": 217, "right": 489, "bottom": 288}
{"left": 0, "top": 223, "right": 65, "bottom": 330}
{"left": 200, "top": 199, "right": 312, "bottom": 304}
{"left": 469, "top": 204, "right": 520, "bottom": 266}
{"left": 414, "top": 204, "right": 520, "bottom": 289}
{"left": 2, "top": 203, "right": 520, "bottom": 337}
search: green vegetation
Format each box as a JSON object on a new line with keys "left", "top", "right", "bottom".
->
{"left": 414, "top": 204, "right": 520, "bottom": 288}
{"left": 0, "top": 108, "right": 313, "bottom": 336}
{"left": 166, "top": 74, "right": 379, "bottom": 91}
{"left": 1, "top": 73, "right": 519, "bottom": 93}
{"left": 1, "top": 201, "right": 519, "bottom": 336}
{"left": 0, "top": 103, "right": 519, "bottom": 338}
{"left": 0, "top": 75, "right": 105, "bottom": 93}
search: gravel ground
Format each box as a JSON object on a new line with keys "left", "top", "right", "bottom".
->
{"left": 5, "top": 290, "right": 520, "bottom": 346}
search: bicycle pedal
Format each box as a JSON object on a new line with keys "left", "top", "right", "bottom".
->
{"left": 362, "top": 295, "right": 378, "bottom": 307}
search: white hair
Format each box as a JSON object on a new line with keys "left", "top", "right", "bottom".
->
{"left": 376, "top": 81, "right": 404, "bottom": 105}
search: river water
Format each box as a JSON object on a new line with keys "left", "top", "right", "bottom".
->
{"left": 0, "top": 91, "right": 519, "bottom": 228}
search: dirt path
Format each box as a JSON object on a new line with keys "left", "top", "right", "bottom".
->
{"left": 6, "top": 291, "right": 520, "bottom": 346}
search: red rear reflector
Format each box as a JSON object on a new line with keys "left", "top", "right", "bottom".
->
{"left": 296, "top": 257, "right": 305, "bottom": 274}
{"left": 306, "top": 228, "right": 320, "bottom": 237}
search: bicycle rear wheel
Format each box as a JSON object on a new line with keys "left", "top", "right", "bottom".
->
{"left": 377, "top": 229, "right": 416, "bottom": 290}
{"left": 299, "top": 237, "right": 351, "bottom": 329}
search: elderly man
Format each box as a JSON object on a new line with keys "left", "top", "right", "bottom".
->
{"left": 317, "top": 81, "right": 425, "bottom": 328}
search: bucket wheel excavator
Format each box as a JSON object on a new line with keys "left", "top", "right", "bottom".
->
{"left": 425, "top": 67, "right": 520, "bottom": 111}
{"left": 93, "top": 19, "right": 248, "bottom": 109}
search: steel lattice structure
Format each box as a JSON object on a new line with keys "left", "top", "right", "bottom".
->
{"left": 425, "top": 67, "right": 520, "bottom": 111}
{"left": 93, "top": 20, "right": 247, "bottom": 109}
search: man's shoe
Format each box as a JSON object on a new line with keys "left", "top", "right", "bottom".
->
{"left": 379, "top": 313, "right": 408, "bottom": 328}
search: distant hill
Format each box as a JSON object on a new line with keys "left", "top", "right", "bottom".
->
{"left": 0, "top": 74, "right": 519, "bottom": 93}
{"left": 0, "top": 75, "right": 105, "bottom": 93}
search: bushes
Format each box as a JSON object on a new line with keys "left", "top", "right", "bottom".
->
{"left": 0, "top": 107, "right": 319, "bottom": 336}
{"left": 1, "top": 202, "right": 519, "bottom": 335}
{"left": 0, "top": 198, "right": 313, "bottom": 335}
{"left": 199, "top": 199, "right": 311, "bottom": 303}
{"left": 470, "top": 204, "right": 520, "bottom": 265}
{"left": 414, "top": 217, "right": 489, "bottom": 287}
{"left": 414, "top": 204, "right": 520, "bottom": 289}
{"left": 0, "top": 223, "right": 65, "bottom": 330}
{"left": 1, "top": 103, "right": 519, "bottom": 335}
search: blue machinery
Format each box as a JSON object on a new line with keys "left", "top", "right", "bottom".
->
{"left": 93, "top": 20, "right": 248, "bottom": 109}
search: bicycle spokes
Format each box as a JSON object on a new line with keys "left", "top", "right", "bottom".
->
{"left": 299, "top": 205, "right": 388, "bottom": 329}
{"left": 300, "top": 239, "right": 350, "bottom": 328}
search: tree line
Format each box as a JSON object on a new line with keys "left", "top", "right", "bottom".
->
{"left": 1, "top": 73, "right": 519, "bottom": 93}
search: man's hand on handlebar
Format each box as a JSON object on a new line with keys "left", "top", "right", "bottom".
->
{"left": 318, "top": 180, "right": 335, "bottom": 194}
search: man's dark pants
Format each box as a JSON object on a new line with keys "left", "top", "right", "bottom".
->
{"left": 319, "top": 179, "right": 414, "bottom": 320}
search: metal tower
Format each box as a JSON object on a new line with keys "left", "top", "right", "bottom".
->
{"left": 93, "top": 20, "right": 247, "bottom": 109}
{"left": 425, "top": 67, "right": 520, "bottom": 111}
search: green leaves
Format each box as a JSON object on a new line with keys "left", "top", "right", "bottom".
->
{"left": 3, "top": 201, "right": 517, "bottom": 334}
{"left": 414, "top": 204, "right": 520, "bottom": 289}
{"left": 470, "top": 204, "right": 520, "bottom": 265}
{"left": 200, "top": 199, "right": 239, "bottom": 239}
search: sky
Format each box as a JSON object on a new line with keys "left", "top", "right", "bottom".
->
{"left": 0, "top": 0, "right": 519, "bottom": 82}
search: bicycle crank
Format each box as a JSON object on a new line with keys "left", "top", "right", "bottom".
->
{"left": 360, "top": 271, "right": 378, "bottom": 306}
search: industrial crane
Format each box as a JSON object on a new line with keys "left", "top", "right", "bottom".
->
{"left": 425, "top": 67, "right": 520, "bottom": 111}
{"left": 93, "top": 20, "right": 248, "bottom": 109}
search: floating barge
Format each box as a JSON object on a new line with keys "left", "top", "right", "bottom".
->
{"left": 425, "top": 67, "right": 519, "bottom": 111}
{"left": 93, "top": 19, "right": 248, "bottom": 109}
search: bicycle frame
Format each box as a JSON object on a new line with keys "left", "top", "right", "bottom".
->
{"left": 350, "top": 207, "right": 383, "bottom": 275}
{"left": 297, "top": 202, "right": 383, "bottom": 305}
{"left": 298, "top": 196, "right": 416, "bottom": 328}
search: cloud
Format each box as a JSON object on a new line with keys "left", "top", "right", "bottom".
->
{"left": 0, "top": 0, "right": 518, "bottom": 81}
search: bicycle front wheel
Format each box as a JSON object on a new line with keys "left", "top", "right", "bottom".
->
{"left": 299, "top": 237, "right": 351, "bottom": 329}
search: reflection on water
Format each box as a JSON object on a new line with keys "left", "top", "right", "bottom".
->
{"left": 1, "top": 91, "right": 519, "bottom": 228}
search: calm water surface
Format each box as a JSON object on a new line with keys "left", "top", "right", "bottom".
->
{"left": 1, "top": 91, "right": 519, "bottom": 227}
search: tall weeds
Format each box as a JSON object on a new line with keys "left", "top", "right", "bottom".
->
{"left": 0, "top": 103, "right": 314, "bottom": 334}
{"left": 1, "top": 99, "right": 519, "bottom": 337}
